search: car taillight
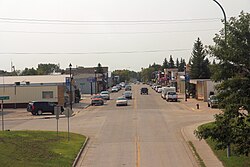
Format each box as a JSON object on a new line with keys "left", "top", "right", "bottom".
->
{"left": 32, "top": 105, "right": 35, "bottom": 110}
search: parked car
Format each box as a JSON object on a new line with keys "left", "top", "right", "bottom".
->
{"left": 116, "top": 97, "right": 128, "bottom": 106}
{"left": 123, "top": 91, "right": 133, "bottom": 99}
{"left": 141, "top": 87, "right": 148, "bottom": 95}
{"left": 100, "top": 91, "right": 110, "bottom": 100}
{"left": 111, "top": 86, "right": 119, "bottom": 92}
{"left": 27, "top": 101, "right": 64, "bottom": 115}
{"left": 91, "top": 95, "right": 104, "bottom": 106}
{"left": 161, "top": 86, "right": 176, "bottom": 99}
{"left": 207, "top": 95, "right": 218, "bottom": 108}
{"left": 125, "top": 85, "right": 132, "bottom": 91}
{"left": 166, "top": 91, "right": 178, "bottom": 102}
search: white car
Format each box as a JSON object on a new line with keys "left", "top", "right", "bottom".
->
{"left": 123, "top": 91, "right": 132, "bottom": 99}
{"left": 100, "top": 91, "right": 110, "bottom": 100}
{"left": 116, "top": 97, "right": 128, "bottom": 106}
{"left": 111, "top": 86, "right": 119, "bottom": 92}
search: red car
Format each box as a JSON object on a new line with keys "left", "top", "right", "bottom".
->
{"left": 91, "top": 95, "right": 104, "bottom": 106}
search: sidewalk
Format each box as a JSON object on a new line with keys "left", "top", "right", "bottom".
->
{"left": 72, "top": 94, "right": 92, "bottom": 115}
{"left": 179, "top": 94, "right": 224, "bottom": 167}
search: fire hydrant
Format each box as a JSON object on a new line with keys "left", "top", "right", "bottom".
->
{"left": 196, "top": 104, "right": 200, "bottom": 109}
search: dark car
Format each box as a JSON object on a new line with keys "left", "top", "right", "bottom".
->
{"left": 207, "top": 95, "right": 218, "bottom": 108}
{"left": 27, "top": 101, "right": 64, "bottom": 115}
{"left": 141, "top": 87, "right": 148, "bottom": 95}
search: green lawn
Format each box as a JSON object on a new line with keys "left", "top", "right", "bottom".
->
{"left": 206, "top": 138, "right": 250, "bottom": 167}
{"left": 199, "top": 123, "right": 250, "bottom": 167}
{"left": 0, "top": 131, "right": 86, "bottom": 167}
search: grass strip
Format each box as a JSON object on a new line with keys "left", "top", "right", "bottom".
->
{"left": 188, "top": 141, "right": 206, "bottom": 167}
{"left": 0, "top": 130, "right": 86, "bottom": 167}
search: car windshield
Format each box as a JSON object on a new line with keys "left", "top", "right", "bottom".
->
{"left": 101, "top": 91, "right": 109, "bottom": 94}
{"left": 210, "top": 95, "right": 217, "bottom": 100}
{"left": 168, "top": 92, "right": 176, "bottom": 95}
{"left": 117, "top": 97, "right": 126, "bottom": 100}
{"left": 93, "top": 95, "right": 102, "bottom": 98}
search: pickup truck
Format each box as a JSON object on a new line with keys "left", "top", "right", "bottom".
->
{"left": 166, "top": 91, "right": 178, "bottom": 102}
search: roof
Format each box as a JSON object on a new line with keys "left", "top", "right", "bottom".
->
{"left": 0, "top": 75, "right": 70, "bottom": 85}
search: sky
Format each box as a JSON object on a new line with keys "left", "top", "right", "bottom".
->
{"left": 0, "top": 0, "right": 249, "bottom": 72}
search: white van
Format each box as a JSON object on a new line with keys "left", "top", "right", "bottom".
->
{"left": 161, "top": 86, "right": 176, "bottom": 99}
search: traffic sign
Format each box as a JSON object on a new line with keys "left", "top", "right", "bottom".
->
{"left": 0, "top": 96, "right": 9, "bottom": 100}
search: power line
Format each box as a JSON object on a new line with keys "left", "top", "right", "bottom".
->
{"left": 0, "top": 17, "right": 222, "bottom": 25}
{"left": 0, "top": 28, "right": 220, "bottom": 35}
{"left": 0, "top": 49, "right": 191, "bottom": 55}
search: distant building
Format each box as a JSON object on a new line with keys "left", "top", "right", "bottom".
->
{"left": 0, "top": 75, "right": 76, "bottom": 108}
{"left": 65, "top": 66, "right": 110, "bottom": 94}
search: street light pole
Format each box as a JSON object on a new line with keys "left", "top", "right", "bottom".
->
{"left": 68, "top": 63, "right": 72, "bottom": 141}
{"left": 184, "top": 66, "right": 187, "bottom": 102}
{"left": 213, "top": 0, "right": 230, "bottom": 158}
{"left": 213, "top": 0, "right": 227, "bottom": 42}
{"left": 94, "top": 70, "right": 97, "bottom": 94}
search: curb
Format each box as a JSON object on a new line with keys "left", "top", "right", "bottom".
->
{"left": 72, "top": 137, "right": 89, "bottom": 167}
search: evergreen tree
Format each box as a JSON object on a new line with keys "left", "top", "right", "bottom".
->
{"left": 178, "top": 58, "right": 186, "bottom": 72}
{"left": 176, "top": 58, "right": 179, "bottom": 70}
{"left": 190, "top": 38, "right": 211, "bottom": 79}
{"left": 162, "top": 58, "right": 169, "bottom": 70}
{"left": 168, "top": 55, "right": 175, "bottom": 68}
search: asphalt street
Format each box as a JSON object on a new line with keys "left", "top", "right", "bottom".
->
{"left": 8, "top": 84, "right": 219, "bottom": 167}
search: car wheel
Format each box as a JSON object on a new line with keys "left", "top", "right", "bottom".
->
{"left": 37, "top": 110, "right": 43, "bottom": 115}
{"left": 31, "top": 112, "right": 36, "bottom": 115}
{"left": 208, "top": 103, "right": 210, "bottom": 107}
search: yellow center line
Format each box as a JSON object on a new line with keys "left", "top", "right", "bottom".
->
{"left": 135, "top": 136, "right": 141, "bottom": 167}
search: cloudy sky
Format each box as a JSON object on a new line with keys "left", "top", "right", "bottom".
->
{"left": 0, "top": 0, "right": 249, "bottom": 72}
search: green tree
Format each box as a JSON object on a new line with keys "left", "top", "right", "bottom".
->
{"left": 162, "top": 58, "right": 168, "bottom": 70}
{"left": 178, "top": 58, "right": 186, "bottom": 72}
{"left": 37, "top": 63, "right": 61, "bottom": 75}
{"left": 141, "top": 67, "right": 155, "bottom": 82}
{"left": 190, "top": 38, "right": 211, "bottom": 79}
{"left": 195, "top": 12, "right": 250, "bottom": 157}
{"left": 168, "top": 55, "right": 175, "bottom": 68}
{"left": 96, "top": 63, "right": 104, "bottom": 74}
{"left": 21, "top": 68, "right": 38, "bottom": 75}
{"left": 176, "top": 58, "right": 179, "bottom": 70}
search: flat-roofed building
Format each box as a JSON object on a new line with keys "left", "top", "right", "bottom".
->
{"left": 0, "top": 75, "right": 74, "bottom": 108}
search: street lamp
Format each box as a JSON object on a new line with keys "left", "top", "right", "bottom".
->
{"left": 68, "top": 63, "right": 72, "bottom": 141}
{"left": 94, "top": 69, "right": 97, "bottom": 94}
{"left": 184, "top": 66, "right": 187, "bottom": 102}
{"left": 69, "top": 63, "right": 73, "bottom": 110}
{"left": 213, "top": 0, "right": 227, "bottom": 42}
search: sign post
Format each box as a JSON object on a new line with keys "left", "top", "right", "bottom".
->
{"left": 0, "top": 96, "right": 10, "bottom": 131}
{"left": 54, "top": 106, "right": 61, "bottom": 137}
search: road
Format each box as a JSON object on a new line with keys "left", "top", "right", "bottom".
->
{"left": 10, "top": 84, "right": 218, "bottom": 167}
{"left": 76, "top": 84, "right": 217, "bottom": 167}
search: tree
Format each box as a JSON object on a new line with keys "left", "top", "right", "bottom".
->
{"left": 162, "top": 58, "right": 169, "bottom": 70}
{"left": 195, "top": 12, "right": 250, "bottom": 157}
{"left": 21, "top": 68, "right": 38, "bottom": 75}
{"left": 178, "top": 58, "right": 186, "bottom": 72}
{"left": 176, "top": 58, "right": 179, "bottom": 70}
{"left": 190, "top": 38, "right": 211, "bottom": 79}
{"left": 37, "top": 63, "right": 60, "bottom": 75}
{"left": 96, "top": 63, "right": 104, "bottom": 74}
{"left": 168, "top": 55, "right": 175, "bottom": 68}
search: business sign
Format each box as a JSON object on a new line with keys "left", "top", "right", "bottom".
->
{"left": 0, "top": 96, "right": 9, "bottom": 100}
{"left": 66, "top": 77, "right": 70, "bottom": 90}
{"left": 87, "top": 77, "right": 96, "bottom": 82}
